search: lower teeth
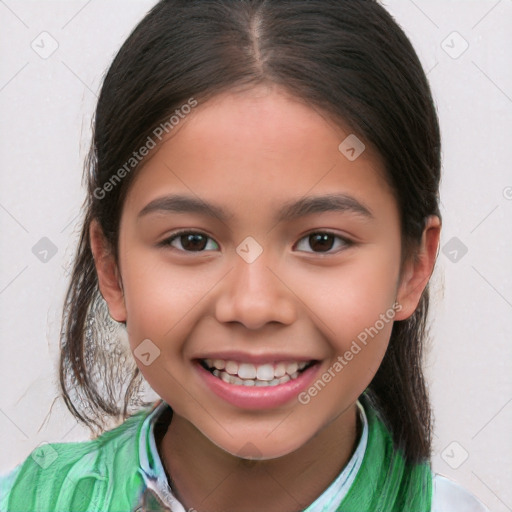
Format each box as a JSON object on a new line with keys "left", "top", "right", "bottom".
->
{"left": 211, "top": 368, "right": 299, "bottom": 386}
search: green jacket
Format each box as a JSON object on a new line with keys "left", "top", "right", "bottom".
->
{"left": 1, "top": 393, "right": 432, "bottom": 511}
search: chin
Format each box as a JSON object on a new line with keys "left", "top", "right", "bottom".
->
{"left": 212, "top": 433, "right": 307, "bottom": 461}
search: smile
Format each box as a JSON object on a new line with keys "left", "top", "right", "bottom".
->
{"left": 200, "top": 359, "right": 315, "bottom": 387}
{"left": 195, "top": 356, "right": 321, "bottom": 409}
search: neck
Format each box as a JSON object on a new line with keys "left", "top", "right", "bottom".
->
{"left": 157, "top": 404, "right": 361, "bottom": 512}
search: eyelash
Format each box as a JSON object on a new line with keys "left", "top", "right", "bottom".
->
{"left": 158, "top": 229, "right": 354, "bottom": 255}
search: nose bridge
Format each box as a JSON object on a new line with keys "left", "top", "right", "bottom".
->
{"left": 231, "top": 234, "right": 277, "bottom": 289}
{"left": 235, "top": 248, "right": 275, "bottom": 293}
{"left": 214, "top": 239, "right": 296, "bottom": 329}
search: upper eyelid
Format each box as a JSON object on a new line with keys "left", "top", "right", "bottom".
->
{"left": 158, "top": 229, "right": 218, "bottom": 250}
{"left": 294, "top": 232, "right": 353, "bottom": 252}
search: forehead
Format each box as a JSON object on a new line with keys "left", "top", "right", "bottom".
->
{"left": 123, "top": 85, "right": 395, "bottom": 221}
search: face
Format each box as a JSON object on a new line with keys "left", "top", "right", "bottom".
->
{"left": 99, "top": 85, "right": 416, "bottom": 459}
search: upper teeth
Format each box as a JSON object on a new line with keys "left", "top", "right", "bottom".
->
{"left": 203, "top": 359, "right": 309, "bottom": 386}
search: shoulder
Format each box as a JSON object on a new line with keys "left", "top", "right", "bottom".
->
{"left": 0, "top": 405, "right": 156, "bottom": 511}
{"left": 26, "top": 405, "right": 150, "bottom": 466}
{"left": 0, "top": 465, "right": 21, "bottom": 512}
{"left": 432, "top": 473, "right": 490, "bottom": 512}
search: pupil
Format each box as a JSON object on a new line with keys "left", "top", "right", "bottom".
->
{"left": 310, "top": 234, "right": 333, "bottom": 252}
{"left": 182, "top": 234, "right": 206, "bottom": 251}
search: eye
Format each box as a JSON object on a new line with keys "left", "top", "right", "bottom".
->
{"left": 159, "top": 230, "right": 219, "bottom": 252}
{"left": 294, "top": 231, "right": 353, "bottom": 254}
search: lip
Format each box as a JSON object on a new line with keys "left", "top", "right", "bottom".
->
{"left": 195, "top": 359, "right": 321, "bottom": 410}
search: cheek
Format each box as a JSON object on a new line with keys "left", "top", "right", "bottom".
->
{"left": 120, "top": 249, "right": 220, "bottom": 351}
{"left": 291, "top": 251, "right": 400, "bottom": 344}
{"left": 120, "top": 252, "right": 183, "bottom": 343}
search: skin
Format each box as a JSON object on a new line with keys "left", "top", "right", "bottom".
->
{"left": 90, "top": 84, "right": 441, "bottom": 512}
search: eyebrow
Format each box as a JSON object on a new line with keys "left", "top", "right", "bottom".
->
{"left": 137, "top": 193, "right": 374, "bottom": 223}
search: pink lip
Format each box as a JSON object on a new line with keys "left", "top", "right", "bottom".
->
{"left": 195, "top": 360, "right": 321, "bottom": 410}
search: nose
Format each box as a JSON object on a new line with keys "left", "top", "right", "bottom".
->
{"left": 214, "top": 247, "right": 297, "bottom": 330}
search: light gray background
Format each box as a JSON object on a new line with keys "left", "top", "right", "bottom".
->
{"left": 1, "top": 1, "right": 511, "bottom": 510}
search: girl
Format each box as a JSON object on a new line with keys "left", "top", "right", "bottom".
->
{"left": 0, "top": 1, "right": 491, "bottom": 511}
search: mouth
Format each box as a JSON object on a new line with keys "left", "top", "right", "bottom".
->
{"left": 198, "top": 358, "right": 318, "bottom": 387}
{"left": 195, "top": 356, "right": 322, "bottom": 410}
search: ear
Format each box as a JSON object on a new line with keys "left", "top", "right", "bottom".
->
{"left": 89, "top": 219, "right": 127, "bottom": 323}
{"left": 394, "top": 215, "right": 441, "bottom": 321}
